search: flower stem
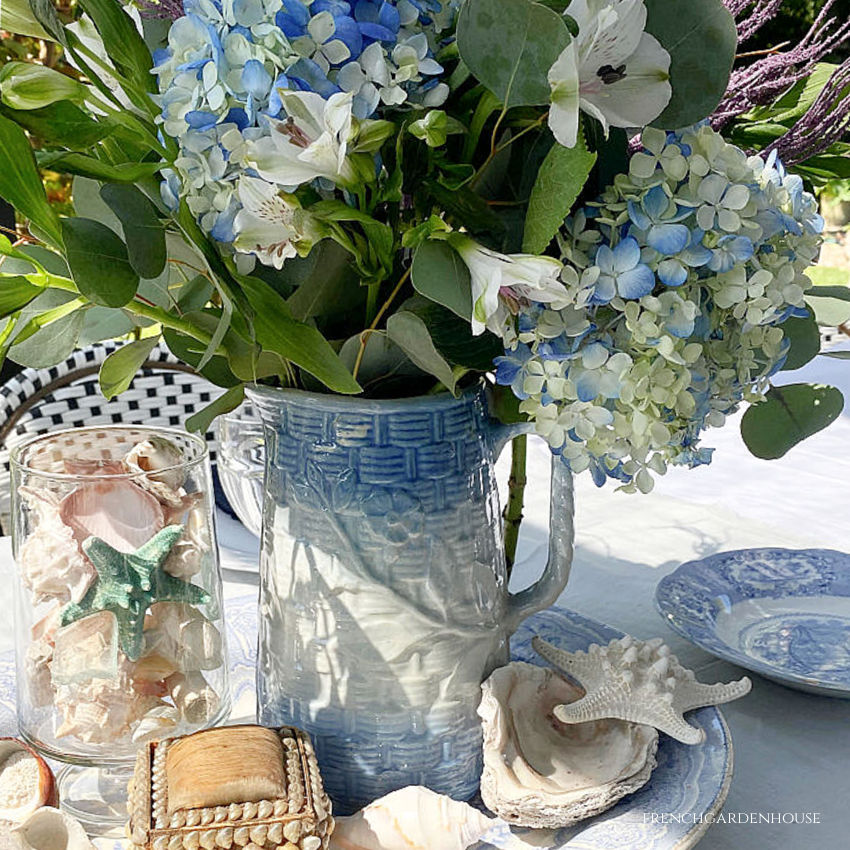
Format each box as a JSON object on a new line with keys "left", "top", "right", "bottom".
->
{"left": 503, "top": 434, "right": 528, "bottom": 578}
{"left": 353, "top": 266, "right": 412, "bottom": 380}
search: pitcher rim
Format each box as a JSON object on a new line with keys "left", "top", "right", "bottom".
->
{"left": 245, "top": 379, "right": 488, "bottom": 413}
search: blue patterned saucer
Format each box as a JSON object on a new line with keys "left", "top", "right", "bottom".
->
{"left": 656, "top": 548, "right": 850, "bottom": 698}
{"left": 0, "top": 600, "right": 732, "bottom": 849}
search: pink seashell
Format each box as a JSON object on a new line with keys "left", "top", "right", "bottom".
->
{"left": 59, "top": 480, "right": 165, "bottom": 553}
{"left": 62, "top": 458, "right": 126, "bottom": 476}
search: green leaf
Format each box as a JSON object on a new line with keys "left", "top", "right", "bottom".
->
{"left": 98, "top": 336, "right": 159, "bottom": 399}
{"left": 61, "top": 218, "right": 139, "bottom": 308}
{"left": 37, "top": 152, "right": 162, "bottom": 183}
{"left": 806, "top": 283, "right": 850, "bottom": 326}
{"left": 8, "top": 309, "right": 85, "bottom": 368}
{"left": 239, "top": 276, "right": 361, "bottom": 394}
{"left": 0, "top": 101, "right": 114, "bottom": 149}
{"left": 0, "top": 62, "right": 85, "bottom": 110}
{"left": 411, "top": 240, "right": 473, "bottom": 320}
{"left": 162, "top": 324, "right": 240, "bottom": 389}
{"left": 100, "top": 184, "right": 166, "bottom": 279}
{"left": 338, "top": 330, "right": 426, "bottom": 394}
{"left": 523, "top": 128, "right": 596, "bottom": 253}
{"left": 821, "top": 350, "right": 850, "bottom": 360}
{"left": 0, "top": 113, "right": 62, "bottom": 247}
{"left": 741, "top": 383, "right": 843, "bottom": 460}
{"left": 457, "top": 0, "right": 571, "bottom": 109}
{"left": 645, "top": 0, "right": 737, "bottom": 128}
{"left": 78, "top": 0, "right": 156, "bottom": 95}
{"left": 186, "top": 384, "right": 245, "bottom": 434}
{"left": 78, "top": 306, "right": 135, "bottom": 346}
{"left": 491, "top": 382, "right": 527, "bottom": 424}
{"left": 286, "top": 242, "right": 358, "bottom": 322}
{"left": 386, "top": 311, "right": 458, "bottom": 394}
{"left": 425, "top": 180, "right": 505, "bottom": 239}
{"left": 780, "top": 314, "right": 821, "bottom": 371}
{"left": 0, "top": 276, "right": 42, "bottom": 317}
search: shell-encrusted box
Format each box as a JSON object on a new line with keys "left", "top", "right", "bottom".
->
{"left": 127, "top": 725, "right": 334, "bottom": 850}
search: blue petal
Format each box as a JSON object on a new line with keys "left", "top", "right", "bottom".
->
{"left": 185, "top": 110, "right": 219, "bottom": 130}
{"left": 658, "top": 259, "right": 688, "bottom": 287}
{"left": 643, "top": 185, "right": 668, "bottom": 220}
{"left": 647, "top": 223, "right": 690, "bottom": 255}
{"left": 612, "top": 236, "right": 642, "bottom": 272}
{"left": 267, "top": 74, "right": 291, "bottom": 116}
{"left": 331, "top": 14, "right": 364, "bottom": 56}
{"left": 224, "top": 107, "right": 249, "bottom": 129}
{"left": 666, "top": 311, "right": 695, "bottom": 338}
{"left": 574, "top": 371, "right": 601, "bottom": 402}
{"left": 616, "top": 264, "right": 655, "bottom": 299}
{"left": 314, "top": 0, "right": 352, "bottom": 13}
{"left": 729, "top": 236, "right": 754, "bottom": 262}
{"left": 242, "top": 59, "right": 272, "bottom": 98}
{"left": 287, "top": 58, "right": 341, "bottom": 96}
{"left": 627, "top": 199, "right": 652, "bottom": 231}
{"left": 357, "top": 21, "right": 396, "bottom": 40}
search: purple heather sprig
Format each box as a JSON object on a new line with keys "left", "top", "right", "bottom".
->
{"left": 134, "top": 0, "right": 185, "bottom": 20}
{"left": 725, "top": 0, "right": 783, "bottom": 44}
{"left": 713, "top": 0, "right": 850, "bottom": 133}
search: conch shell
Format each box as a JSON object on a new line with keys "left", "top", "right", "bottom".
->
{"left": 478, "top": 662, "right": 658, "bottom": 829}
{"left": 124, "top": 437, "right": 186, "bottom": 506}
{"left": 10, "top": 807, "right": 96, "bottom": 850}
{"left": 330, "top": 786, "right": 496, "bottom": 850}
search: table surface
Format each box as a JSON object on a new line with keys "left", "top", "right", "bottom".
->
{"left": 2, "top": 341, "right": 849, "bottom": 848}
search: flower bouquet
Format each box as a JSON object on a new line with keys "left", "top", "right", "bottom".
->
{"left": 0, "top": 0, "right": 845, "bottom": 495}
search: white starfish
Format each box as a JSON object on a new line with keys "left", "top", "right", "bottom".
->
{"left": 532, "top": 634, "right": 751, "bottom": 745}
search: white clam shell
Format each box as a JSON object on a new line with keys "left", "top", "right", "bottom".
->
{"left": 124, "top": 438, "right": 187, "bottom": 506}
{"left": 329, "top": 786, "right": 494, "bottom": 850}
{"left": 478, "top": 662, "right": 658, "bottom": 829}
{"left": 11, "top": 807, "right": 96, "bottom": 850}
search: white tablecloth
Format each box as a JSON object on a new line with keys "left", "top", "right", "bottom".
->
{"left": 2, "top": 342, "right": 849, "bottom": 848}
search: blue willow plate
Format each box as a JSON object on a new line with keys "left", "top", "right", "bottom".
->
{"left": 656, "top": 547, "right": 850, "bottom": 698}
{"left": 0, "top": 599, "right": 732, "bottom": 850}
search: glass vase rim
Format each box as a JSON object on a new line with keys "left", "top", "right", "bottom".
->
{"left": 10, "top": 423, "right": 209, "bottom": 482}
{"left": 245, "top": 378, "right": 489, "bottom": 413}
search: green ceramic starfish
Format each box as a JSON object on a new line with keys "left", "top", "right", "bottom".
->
{"left": 59, "top": 525, "right": 210, "bottom": 662}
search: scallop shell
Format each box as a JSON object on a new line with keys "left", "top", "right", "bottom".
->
{"left": 124, "top": 437, "right": 186, "bottom": 506}
{"left": 11, "top": 807, "right": 96, "bottom": 850}
{"left": 58, "top": 479, "right": 165, "bottom": 553}
{"left": 533, "top": 635, "right": 751, "bottom": 745}
{"left": 478, "top": 662, "right": 658, "bottom": 829}
{"left": 330, "top": 786, "right": 495, "bottom": 850}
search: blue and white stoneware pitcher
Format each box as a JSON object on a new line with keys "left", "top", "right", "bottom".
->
{"left": 245, "top": 382, "right": 574, "bottom": 814}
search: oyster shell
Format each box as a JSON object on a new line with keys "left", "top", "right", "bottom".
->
{"left": 11, "top": 807, "right": 96, "bottom": 850}
{"left": 478, "top": 662, "right": 658, "bottom": 828}
{"left": 533, "top": 635, "right": 751, "bottom": 745}
{"left": 330, "top": 786, "right": 495, "bottom": 850}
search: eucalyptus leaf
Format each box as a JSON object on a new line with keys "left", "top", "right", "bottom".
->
{"left": 806, "top": 289, "right": 850, "bottom": 326}
{"left": 61, "top": 218, "right": 139, "bottom": 308}
{"left": 100, "top": 184, "right": 166, "bottom": 279}
{"left": 99, "top": 336, "right": 160, "bottom": 399}
{"left": 779, "top": 314, "right": 820, "bottom": 372}
{"left": 186, "top": 384, "right": 245, "bottom": 434}
{"left": 386, "top": 311, "right": 458, "bottom": 394}
{"left": 523, "top": 129, "right": 596, "bottom": 253}
{"left": 457, "top": 0, "right": 571, "bottom": 109}
{"left": 339, "top": 330, "right": 426, "bottom": 393}
{"left": 821, "top": 350, "right": 850, "bottom": 359}
{"left": 741, "top": 383, "right": 843, "bottom": 460}
{"left": 8, "top": 310, "right": 85, "bottom": 368}
{"left": 411, "top": 240, "right": 473, "bottom": 320}
{"left": 0, "top": 114, "right": 62, "bottom": 247}
{"left": 645, "top": 0, "right": 737, "bottom": 128}
{"left": 78, "top": 306, "right": 135, "bottom": 345}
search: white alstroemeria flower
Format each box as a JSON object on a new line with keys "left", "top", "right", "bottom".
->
{"left": 233, "top": 176, "right": 306, "bottom": 269}
{"left": 451, "top": 236, "right": 568, "bottom": 337}
{"left": 244, "top": 90, "right": 357, "bottom": 188}
{"left": 547, "top": 0, "right": 672, "bottom": 148}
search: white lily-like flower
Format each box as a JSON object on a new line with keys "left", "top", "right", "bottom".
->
{"left": 547, "top": 0, "right": 672, "bottom": 148}
{"left": 243, "top": 90, "right": 357, "bottom": 189}
{"left": 233, "top": 176, "right": 308, "bottom": 269}
{"left": 450, "top": 236, "right": 568, "bottom": 338}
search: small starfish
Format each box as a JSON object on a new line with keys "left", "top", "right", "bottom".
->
{"left": 59, "top": 525, "right": 209, "bottom": 662}
{"left": 533, "top": 635, "right": 751, "bottom": 745}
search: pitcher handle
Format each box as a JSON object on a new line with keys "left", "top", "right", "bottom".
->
{"left": 486, "top": 417, "right": 576, "bottom": 633}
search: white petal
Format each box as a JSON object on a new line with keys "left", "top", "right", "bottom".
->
{"left": 630, "top": 151, "right": 659, "bottom": 179}
{"left": 548, "top": 43, "right": 581, "bottom": 148}
{"left": 307, "top": 11, "right": 336, "bottom": 44}
{"left": 580, "top": 32, "right": 671, "bottom": 130}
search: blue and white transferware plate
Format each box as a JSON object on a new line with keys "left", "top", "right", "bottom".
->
{"left": 656, "top": 547, "right": 850, "bottom": 697}
{"left": 0, "top": 600, "right": 732, "bottom": 850}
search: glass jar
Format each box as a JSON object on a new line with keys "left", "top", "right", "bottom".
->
{"left": 10, "top": 426, "right": 230, "bottom": 831}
